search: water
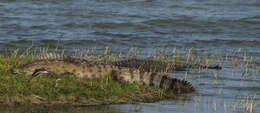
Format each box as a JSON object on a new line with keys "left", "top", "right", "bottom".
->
{"left": 1, "top": 0, "right": 260, "bottom": 113}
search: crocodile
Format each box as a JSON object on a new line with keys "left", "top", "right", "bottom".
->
{"left": 11, "top": 53, "right": 195, "bottom": 93}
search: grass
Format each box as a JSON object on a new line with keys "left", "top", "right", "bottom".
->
{"left": 0, "top": 50, "right": 190, "bottom": 107}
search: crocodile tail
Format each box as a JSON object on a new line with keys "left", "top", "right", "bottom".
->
{"left": 110, "top": 59, "right": 172, "bottom": 72}
{"left": 111, "top": 59, "right": 222, "bottom": 72}
{"left": 114, "top": 67, "right": 194, "bottom": 93}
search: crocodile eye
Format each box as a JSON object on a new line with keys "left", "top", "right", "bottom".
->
{"left": 10, "top": 68, "right": 20, "bottom": 74}
{"left": 32, "top": 68, "right": 50, "bottom": 77}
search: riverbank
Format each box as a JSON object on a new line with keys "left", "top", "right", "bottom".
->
{"left": 0, "top": 56, "right": 191, "bottom": 107}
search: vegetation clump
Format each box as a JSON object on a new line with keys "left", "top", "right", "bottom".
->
{"left": 0, "top": 49, "right": 191, "bottom": 107}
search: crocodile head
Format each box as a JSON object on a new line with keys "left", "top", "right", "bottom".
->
{"left": 11, "top": 61, "right": 51, "bottom": 76}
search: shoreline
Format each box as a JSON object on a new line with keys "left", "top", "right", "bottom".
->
{"left": 0, "top": 88, "right": 192, "bottom": 107}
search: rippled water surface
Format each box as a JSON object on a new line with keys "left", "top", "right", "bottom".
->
{"left": 1, "top": 0, "right": 260, "bottom": 113}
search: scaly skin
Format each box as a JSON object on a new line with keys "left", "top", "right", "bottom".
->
{"left": 11, "top": 53, "right": 195, "bottom": 93}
